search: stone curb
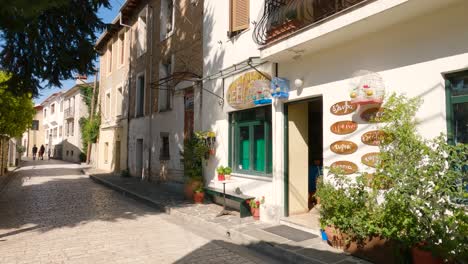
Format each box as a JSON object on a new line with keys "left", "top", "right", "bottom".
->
{"left": 85, "top": 171, "right": 344, "bottom": 264}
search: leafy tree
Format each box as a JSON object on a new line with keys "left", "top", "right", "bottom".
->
{"left": 0, "top": 72, "right": 35, "bottom": 137}
{"left": 0, "top": 0, "right": 110, "bottom": 96}
{"left": 79, "top": 84, "right": 100, "bottom": 155}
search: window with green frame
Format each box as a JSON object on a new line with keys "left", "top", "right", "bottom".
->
{"left": 229, "top": 106, "right": 272, "bottom": 176}
{"left": 445, "top": 71, "right": 468, "bottom": 145}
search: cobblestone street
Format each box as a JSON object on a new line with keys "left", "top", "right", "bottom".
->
{"left": 0, "top": 160, "right": 276, "bottom": 264}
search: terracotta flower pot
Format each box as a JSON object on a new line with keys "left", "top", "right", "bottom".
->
{"left": 251, "top": 207, "right": 260, "bottom": 220}
{"left": 345, "top": 236, "right": 397, "bottom": 264}
{"left": 217, "top": 173, "right": 225, "bottom": 181}
{"left": 324, "top": 226, "right": 347, "bottom": 249}
{"left": 193, "top": 192, "right": 204, "bottom": 204}
{"left": 411, "top": 246, "right": 443, "bottom": 264}
{"left": 184, "top": 179, "right": 201, "bottom": 200}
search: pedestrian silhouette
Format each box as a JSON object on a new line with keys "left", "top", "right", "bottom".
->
{"left": 32, "top": 145, "right": 38, "bottom": 160}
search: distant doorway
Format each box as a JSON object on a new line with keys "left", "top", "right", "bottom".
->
{"left": 115, "top": 141, "right": 121, "bottom": 172}
{"left": 135, "top": 139, "right": 143, "bottom": 178}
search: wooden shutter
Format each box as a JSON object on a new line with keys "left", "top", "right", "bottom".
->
{"left": 230, "top": 0, "right": 250, "bottom": 32}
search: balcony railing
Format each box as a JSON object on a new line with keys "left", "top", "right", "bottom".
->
{"left": 64, "top": 107, "right": 74, "bottom": 119}
{"left": 253, "top": 0, "right": 372, "bottom": 46}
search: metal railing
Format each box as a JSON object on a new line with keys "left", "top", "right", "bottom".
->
{"left": 253, "top": 0, "right": 371, "bottom": 46}
{"left": 64, "top": 107, "right": 74, "bottom": 119}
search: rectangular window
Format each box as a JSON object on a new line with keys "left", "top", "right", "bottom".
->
{"left": 107, "top": 43, "right": 112, "bottom": 73}
{"left": 160, "top": 133, "right": 170, "bottom": 160}
{"left": 66, "top": 122, "right": 69, "bottom": 136}
{"left": 51, "top": 104, "right": 55, "bottom": 114}
{"left": 230, "top": 106, "right": 272, "bottom": 176}
{"left": 104, "top": 142, "right": 109, "bottom": 163}
{"left": 31, "top": 120, "right": 39, "bottom": 130}
{"left": 136, "top": 74, "right": 145, "bottom": 117}
{"left": 230, "top": 0, "right": 250, "bottom": 34}
{"left": 53, "top": 127, "right": 58, "bottom": 138}
{"left": 105, "top": 92, "right": 111, "bottom": 118}
{"left": 446, "top": 71, "right": 468, "bottom": 144}
{"left": 159, "top": 60, "right": 172, "bottom": 111}
{"left": 59, "top": 126, "right": 62, "bottom": 137}
{"left": 60, "top": 101, "right": 63, "bottom": 112}
{"left": 116, "top": 87, "right": 123, "bottom": 116}
{"left": 137, "top": 8, "right": 147, "bottom": 57}
{"left": 119, "top": 31, "right": 125, "bottom": 65}
{"left": 160, "top": 0, "right": 175, "bottom": 40}
{"left": 71, "top": 121, "right": 74, "bottom": 136}
{"left": 44, "top": 109, "right": 47, "bottom": 118}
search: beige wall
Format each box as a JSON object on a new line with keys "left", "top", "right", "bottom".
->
{"left": 288, "top": 102, "right": 309, "bottom": 215}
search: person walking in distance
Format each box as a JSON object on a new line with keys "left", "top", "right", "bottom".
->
{"left": 39, "top": 145, "right": 45, "bottom": 160}
{"left": 32, "top": 145, "right": 38, "bottom": 160}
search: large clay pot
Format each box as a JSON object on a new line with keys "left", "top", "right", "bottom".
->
{"left": 411, "top": 246, "right": 443, "bottom": 264}
{"left": 345, "top": 236, "right": 397, "bottom": 264}
{"left": 252, "top": 207, "right": 260, "bottom": 220}
{"left": 193, "top": 192, "right": 204, "bottom": 204}
{"left": 324, "top": 226, "right": 347, "bottom": 249}
{"left": 184, "top": 179, "right": 201, "bottom": 200}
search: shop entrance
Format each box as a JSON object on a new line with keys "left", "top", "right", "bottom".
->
{"left": 283, "top": 96, "right": 323, "bottom": 231}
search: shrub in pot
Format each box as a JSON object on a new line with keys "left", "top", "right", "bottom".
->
{"left": 193, "top": 186, "right": 204, "bottom": 204}
{"left": 246, "top": 197, "right": 265, "bottom": 220}
{"left": 181, "top": 132, "right": 209, "bottom": 199}
{"left": 224, "top": 167, "right": 232, "bottom": 180}
{"left": 216, "top": 166, "right": 225, "bottom": 181}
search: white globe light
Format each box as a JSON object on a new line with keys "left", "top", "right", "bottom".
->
{"left": 294, "top": 78, "right": 304, "bottom": 88}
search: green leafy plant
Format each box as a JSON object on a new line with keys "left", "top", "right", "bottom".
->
{"left": 16, "top": 145, "right": 26, "bottom": 154}
{"left": 216, "top": 166, "right": 225, "bottom": 174}
{"left": 194, "top": 185, "right": 204, "bottom": 194}
{"left": 181, "top": 131, "right": 210, "bottom": 181}
{"left": 246, "top": 197, "right": 265, "bottom": 209}
{"left": 224, "top": 167, "right": 232, "bottom": 175}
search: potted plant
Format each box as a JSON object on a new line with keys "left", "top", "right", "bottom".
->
{"left": 216, "top": 166, "right": 225, "bottom": 181}
{"left": 224, "top": 166, "right": 232, "bottom": 180}
{"left": 181, "top": 132, "right": 209, "bottom": 199}
{"left": 246, "top": 197, "right": 265, "bottom": 220}
{"left": 193, "top": 185, "right": 204, "bottom": 204}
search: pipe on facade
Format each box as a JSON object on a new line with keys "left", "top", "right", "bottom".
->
{"left": 147, "top": 5, "right": 154, "bottom": 182}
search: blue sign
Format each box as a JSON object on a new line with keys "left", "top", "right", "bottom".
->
{"left": 271, "top": 77, "right": 289, "bottom": 99}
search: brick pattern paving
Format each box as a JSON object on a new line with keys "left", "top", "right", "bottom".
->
{"left": 0, "top": 160, "right": 264, "bottom": 264}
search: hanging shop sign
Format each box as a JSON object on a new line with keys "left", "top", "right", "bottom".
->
{"left": 360, "top": 107, "right": 386, "bottom": 123}
{"left": 350, "top": 72, "right": 385, "bottom": 105}
{"left": 227, "top": 71, "right": 272, "bottom": 109}
{"left": 330, "top": 101, "right": 357, "bottom": 116}
{"left": 330, "top": 161, "right": 358, "bottom": 175}
{"left": 361, "top": 152, "right": 380, "bottom": 168}
{"left": 361, "top": 130, "right": 386, "bottom": 146}
{"left": 330, "top": 121, "right": 358, "bottom": 135}
{"left": 330, "top": 140, "right": 358, "bottom": 155}
{"left": 270, "top": 77, "right": 290, "bottom": 99}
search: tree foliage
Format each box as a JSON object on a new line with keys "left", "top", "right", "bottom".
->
{"left": 79, "top": 84, "right": 100, "bottom": 153}
{"left": 0, "top": 0, "right": 110, "bottom": 96}
{"left": 0, "top": 72, "right": 35, "bottom": 137}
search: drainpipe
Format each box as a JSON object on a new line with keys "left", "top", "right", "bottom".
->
{"left": 146, "top": 5, "right": 154, "bottom": 182}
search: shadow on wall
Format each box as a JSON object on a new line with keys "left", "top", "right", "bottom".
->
{"left": 61, "top": 139, "right": 84, "bottom": 163}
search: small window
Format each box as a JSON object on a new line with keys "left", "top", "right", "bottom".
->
{"left": 60, "top": 101, "right": 63, "bottom": 112}
{"left": 107, "top": 43, "right": 113, "bottom": 73}
{"left": 104, "top": 142, "right": 109, "bottom": 163}
{"left": 160, "top": 0, "right": 175, "bottom": 40}
{"left": 44, "top": 108, "right": 47, "bottom": 118}
{"left": 119, "top": 31, "right": 125, "bottom": 65}
{"left": 137, "top": 8, "right": 147, "bottom": 57}
{"left": 66, "top": 151, "right": 69, "bottom": 156}
{"left": 116, "top": 87, "right": 123, "bottom": 116}
{"left": 136, "top": 74, "right": 145, "bottom": 117}
{"left": 31, "top": 120, "right": 39, "bottom": 130}
{"left": 160, "top": 133, "right": 170, "bottom": 160}
{"left": 105, "top": 92, "right": 111, "bottom": 118}
{"left": 59, "top": 126, "right": 62, "bottom": 137}
{"left": 159, "top": 59, "right": 172, "bottom": 111}
{"left": 229, "top": 106, "right": 272, "bottom": 176}
{"left": 445, "top": 71, "right": 468, "bottom": 144}
{"left": 53, "top": 127, "right": 58, "bottom": 138}
{"left": 51, "top": 104, "right": 55, "bottom": 114}
{"left": 71, "top": 150, "right": 74, "bottom": 157}
{"left": 71, "top": 121, "right": 74, "bottom": 136}
{"left": 229, "top": 0, "right": 250, "bottom": 36}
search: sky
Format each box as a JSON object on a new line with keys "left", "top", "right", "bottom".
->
{"left": 34, "top": 0, "right": 124, "bottom": 104}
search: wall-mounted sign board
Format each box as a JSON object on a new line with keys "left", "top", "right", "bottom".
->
{"left": 330, "top": 140, "right": 358, "bottom": 155}
{"left": 360, "top": 107, "right": 386, "bottom": 123}
{"left": 361, "top": 152, "right": 380, "bottom": 168}
{"left": 361, "top": 130, "right": 385, "bottom": 146}
{"left": 330, "top": 161, "right": 358, "bottom": 175}
{"left": 227, "top": 71, "right": 272, "bottom": 109}
{"left": 330, "top": 121, "right": 358, "bottom": 135}
{"left": 330, "top": 101, "right": 357, "bottom": 116}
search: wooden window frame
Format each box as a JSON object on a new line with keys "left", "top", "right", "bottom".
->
{"left": 445, "top": 71, "right": 468, "bottom": 145}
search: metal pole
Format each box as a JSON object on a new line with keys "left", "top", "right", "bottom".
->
{"left": 86, "top": 69, "right": 98, "bottom": 164}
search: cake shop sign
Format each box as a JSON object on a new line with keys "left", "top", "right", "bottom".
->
{"left": 330, "top": 101, "right": 357, "bottom": 116}
{"left": 330, "top": 121, "right": 358, "bottom": 135}
{"left": 330, "top": 161, "right": 358, "bottom": 175}
{"left": 330, "top": 140, "right": 358, "bottom": 155}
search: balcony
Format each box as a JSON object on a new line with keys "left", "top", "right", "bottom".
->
{"left": 64, "top": 107, "right": 74, "bottom": 119}
{"left": 253, "top": 0, "right": 372, "bottom": 46}
{"left": 255, "top": 0, "right": 462, "bottom": 61}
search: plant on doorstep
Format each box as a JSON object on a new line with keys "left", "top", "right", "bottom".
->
{"left": 246, "top": 197, "right": 265, "bottom": 220}
{"left": 193, "top": 185, "right": 204, "bottom": 204}
{"left": 182, "top": 132, "right": 209, "bottom": 199}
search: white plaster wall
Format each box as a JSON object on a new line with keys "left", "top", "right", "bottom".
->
{"left": 128, "top": 117, "right": 149, "bottom": 177}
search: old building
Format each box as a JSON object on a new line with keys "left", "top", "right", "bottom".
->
{"left": 41, "top": 92, "right": 65, "bottom": 159}
{"left": 201, "top": 0, "right": 468, "bottom": 230}
{"left": 95, "top": 0, "right": 203, "bottom": 180}
{"left": 21, "top": 105, "right": 45, "bottom": 158}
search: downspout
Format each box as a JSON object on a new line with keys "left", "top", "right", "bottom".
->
{"left": 120, "top": 13, "right": 132, "bottom": 172}
{"left": 147, "top": 5, "right": 154, "bottom": 181}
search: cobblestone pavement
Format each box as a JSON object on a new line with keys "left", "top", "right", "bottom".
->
{"left": 0, "top": 159, "right": 276, "bottom": 264}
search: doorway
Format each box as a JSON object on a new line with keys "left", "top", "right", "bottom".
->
{"left": 115, "top": 140, "right": 121, "bottom": 172}
{"left": 283, "top": 96, "right": 323, "bottom": 229}
{"left": 135, "top": 139, "right": 143, "bottom": 178}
